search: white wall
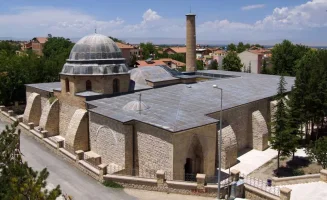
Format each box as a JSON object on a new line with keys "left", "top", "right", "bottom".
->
{"left": 238, "top": 51, "right": 259, "bottom": 74}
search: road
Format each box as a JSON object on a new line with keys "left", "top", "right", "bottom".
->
{"left": 0, "top": 120, "right": 214, "bottom": 200}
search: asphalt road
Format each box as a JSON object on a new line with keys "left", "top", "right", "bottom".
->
{"left": 0, "top": 120, "right": 136, "bottom": 200}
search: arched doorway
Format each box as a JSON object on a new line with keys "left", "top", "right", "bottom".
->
{"left": 113, "top": 78, "right": 120, "bottom": 94}
{"left": 184, "top": 135, "right": 203, "bottom": 181}
{"left": 86, "top": 80, "right": 92, "bottom": 91}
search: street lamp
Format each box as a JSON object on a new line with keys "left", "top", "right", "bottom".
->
{"left": 213, "top": 84, "right": 223, "bottom": 199}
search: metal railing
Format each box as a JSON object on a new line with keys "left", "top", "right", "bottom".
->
{"left": 241, "top": 174, "right": 280, "bottom": 196}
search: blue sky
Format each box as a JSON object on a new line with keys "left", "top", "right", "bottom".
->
{"left": 0, "top": 0, "right": 326, "bottom": 45}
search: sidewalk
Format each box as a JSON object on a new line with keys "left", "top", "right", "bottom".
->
{"left": 222, "top": 148, "right": 278, "bottom": 175}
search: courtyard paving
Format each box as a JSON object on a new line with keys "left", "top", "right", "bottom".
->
{"left": 279, "top": 181, "right": 327, "bottom": 200}
{"left": 221, "top": 148, "right": 278, "bottom": 176}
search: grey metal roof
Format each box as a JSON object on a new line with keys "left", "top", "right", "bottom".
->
{"left": 68, "top": 33, "right": 122, "bottom": 61}
{"left": 75, "top": 91, "right": 103, "bottom": 97}
{"left": 25, "top": 82, "right": 61, "bottom": 92}
{"left": 88, "top": 71, "right": 295, "bottom": 132}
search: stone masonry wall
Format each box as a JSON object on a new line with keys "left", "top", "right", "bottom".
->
{"left": 207, "top": 98, "right": 269, "bottom": 151}
{"left": 23, "top": 92, "right": 41, "bottom": 125}
{"left": 65, "top": 109, "right": 89, "bottom": 151}
{"left": 173, "top": 123, "right": 217, "bottom": 179}
{"left": 26, "top": 86, "right": 51, "bottom": 110}
{"left": 135, "top": 122, "right": 173, "bottom": 179}
{"left": 252, "top": 110, "right": 269, "bottom": 151}
{"left": 39, "top": 99, "right": 59, "bottom": 136}
{"left": 54, "top": 91, "right": 86, "bottom": 137}
{"left": 89, "top": 112, "right": 133, "bottom": 170}
{"left": 219, "top": 125, "right": 238, "bottom": 169}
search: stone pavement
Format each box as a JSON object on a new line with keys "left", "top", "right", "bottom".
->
{"left": 221, "top": 148, "right": 278, "bottom": 175}
{"left": 280, "top": 181, "right": 327, "bottom": 200}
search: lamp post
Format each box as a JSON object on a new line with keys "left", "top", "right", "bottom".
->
{"left": 213, "top": 84, "right": 223, "bottom": 199}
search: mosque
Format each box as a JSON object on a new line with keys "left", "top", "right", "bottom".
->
{"left": 22, "top": 14, "right": 294, "bottom": 180}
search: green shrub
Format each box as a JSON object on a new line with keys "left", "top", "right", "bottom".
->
{"left": 293, "top": 169, "right": 305, "bottom": 176}
{"left": 48, "top": 96, "right": 57, "bottom": 104}
{"left": 102, "top": 180, "right": 123, "bottom": 188}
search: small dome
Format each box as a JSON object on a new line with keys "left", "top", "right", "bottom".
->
{"left": 68, "top": 33, "right": 122, "bottom": 60}
{"left": 123, "top": 100, "right": 150, "bottom": 112}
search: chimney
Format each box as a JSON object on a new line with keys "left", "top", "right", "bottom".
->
{"left": 186, "top": 13, "right": 196, "bottom": 72}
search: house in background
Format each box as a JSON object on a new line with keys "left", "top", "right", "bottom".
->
{"left": 238, "top": 50, "right": 264, "bottom": 74}
{"left": 163, "top": 47, "right": 187, "bottom": 55}
{"left": 24, "top": 37, "right": 48, "bottom": 56}
{"left": 116, "top": 42, "right": 142, "bottom": 67}
{"left": 136, "top": 58, "right": 185, "bottom": 70}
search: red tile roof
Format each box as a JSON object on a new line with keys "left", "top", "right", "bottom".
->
{"left": 136, "top": 60, "right": 167, "bottom": 67}
{"left": 35, "top": 37, "right": 48, "bottom": 44}
{"left": 116, "top": 42, "right": 134, "bottom": 49}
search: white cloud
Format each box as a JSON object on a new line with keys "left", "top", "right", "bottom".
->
{"left": 241, "top": 4, "right": 265, "bottom": 11}
{"left": 0, "top": 1, "right": 327, "bottom": 44}
{"left": 142, "top": 9, "right": 161, "bottom": 23}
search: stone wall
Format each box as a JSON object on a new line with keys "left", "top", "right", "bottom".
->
{"left": 245, "top": 185, "right": 280, "bottom": 200}
{"left": 135, "top": 122, "right": 173, "bottom": 179}
{"left": 26, "top": 86, "right": 51, "bottom": 110}
{"left": 60, "top": 74, "right": 130, "bottom": 95}
{"left": 39, "top": 99, "right": 59, "bottom": 136}
{"left": 252, "top": 110, "right": 269, "bottom": 151}
{"left": 23, "top": 92, "right": 41, "bottom": 125}
{"left": 65, "top": 109, "right": 89, "bottom": 151}
{"left": 88, "top": 112, "right": 133, "bottom": 170}
{"left": 54, "top": 91, "right": 86, "bottom": 137}
{"left": 173, "top": 123, "right": 217, "bottom": 179}
{"left": 271, "top": 174, "right": 320, "bottom": 186}
{"left": 207, "top": 98, "right": 270, "bottom": 151}
{"left": 219, "top": 125, "right": 238, "bottom": 169}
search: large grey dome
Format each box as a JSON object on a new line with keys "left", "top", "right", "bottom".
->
{"left": 61, "top": 33, "right": 128, "bottom": 75}
{"left": 68, "top": 34, "right": 122, "bottom": 60}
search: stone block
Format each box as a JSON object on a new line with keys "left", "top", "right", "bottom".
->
{"left": 280, "top": 187, "right": 292, "bottom": 200}
{"left": 75, "top": 150, "right": 84, "bottom": 162}
{"left": 231, "top": 169, "right": 240, "bottom": 182}
{"left": 0, "top": 105, "right": 5, "bottom": 111}
{"left": 28, "top": 122, "right": 34, "bottom": 130}
{"left": 320, "top": 169, "right": 327, "bottom": 182}
{"left": 156, "top": 170, "right": 166, "bottom": 184}
{"left": 40, "top": 130, "right": 48, "bottom": 138}
{"left": 8, "top": 110, "right": 14, "bottom": 116}
{"left": 252, "top": 110, "right": 269, "bottom": 151}
{"left": 56, "top": 140, "right": 64, "bottom": 149}
{"left": 17, "top": 115, "right": 23, "bottom": 122}
{"left": 98, "top": 163, "right": 108, "bottom": 178}
{"left": 196, "top": 173, "right": 206, "bottom": 190}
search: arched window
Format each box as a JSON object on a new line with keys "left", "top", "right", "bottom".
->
{"left": 65, "top": 78, "right": 70, "bottom": 93}
{"left": 113, "top": 78, "right": 120, "bottom": 94}
{"left": 86, "top": 80, "right": 92, "bottom": 91}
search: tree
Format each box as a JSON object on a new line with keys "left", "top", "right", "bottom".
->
{"left": 227, "top": 43, "right": 237, "bottom": 51}
{"left": 0, "top": 122, "right": 62, "bottom": 199}
{"left": 306, "top": 137, "right": 327, "bottom": 169}
{"left": 245, "top": 43, "right": 251, "bottom": 49}
{"left": 237, "top": 42, "right": 246, "bottom": 53}
{"left": 108, "top": 36, "right": 124, "bottom": 43}
{"left": 209, "top": 59, "right": 218, "bottom": 70}
{"left": 261, "top": 59, "right": 268, "bottom": 74}
{"left": 270, "top": 76, "right": 297, "bottom": 171}
{"left": 271, "top": 40, "right": 310, "bottom": 76}
{"left": 222, "top": 52, "right": 243, "bottom": 72}
{"left": 130, "top": 54, "right": 137, "bottom": 67}
{"left": 140, "top": 42, "right": 157, "bottom": 59}
{"left": 196, "top": 60, "right": 204, "bottom": 70}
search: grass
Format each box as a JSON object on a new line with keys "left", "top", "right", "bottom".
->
{"left": 102, "top": 180, "right": 123, "bottom": 188}
{"left": 48, "top": 96, "right": 57, "bottom": 104}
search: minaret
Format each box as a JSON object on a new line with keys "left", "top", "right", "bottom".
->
{"left": 186, "top": 13, "right": 196, "bottom": 72}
